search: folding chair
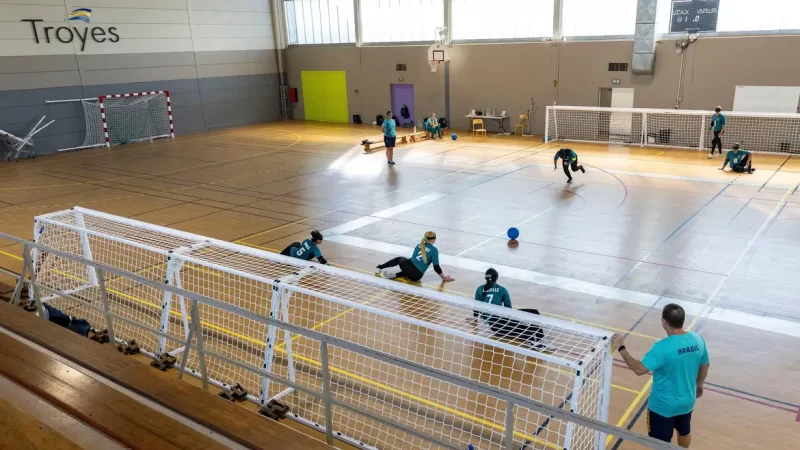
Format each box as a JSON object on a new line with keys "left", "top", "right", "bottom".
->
{"left": 0, "top": 116, "right": 54, "bottom": 162}
{"left": 472, "top": 118, "right": 487, "bottom": 139}
{"left": 514, "top": 113, "right": 529, "bottom": 136}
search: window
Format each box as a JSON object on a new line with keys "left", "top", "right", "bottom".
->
{"left": 361, "top": 0, "right": 444, "bottom": 43}
{"left": 562, "top": 0, "right": 637, "bottom": 37}
{"left": 285, "top": 0, "right": 356, "bottom": 45}
{"left": 658, "top": 0, "right": 800, "bottom": 34}
{"left": 608, "top": 62, "right": 628, "bottom": 71}
{"left": 452, "top": 0, "right": 553, "bottom": 40}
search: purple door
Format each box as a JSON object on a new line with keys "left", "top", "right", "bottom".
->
{"left": 391, "top": 84, "right": 414, "bottom": 127}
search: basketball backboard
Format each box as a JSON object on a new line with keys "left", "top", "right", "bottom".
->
{"left": 427, "top": 42, "right": 450, "bottom": 72}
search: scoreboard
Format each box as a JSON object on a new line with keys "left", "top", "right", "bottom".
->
{"left": 670, "top": 0, "right": 720, "bottom": 33}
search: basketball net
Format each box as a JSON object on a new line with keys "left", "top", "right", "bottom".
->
{"left": 428, "top": 60, "right": 441, "bottom": 72}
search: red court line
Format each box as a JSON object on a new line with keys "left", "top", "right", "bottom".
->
{"left": 611, "top": 362, "right": 797, "bottom": 415}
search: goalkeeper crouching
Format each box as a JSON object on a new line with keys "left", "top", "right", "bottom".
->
{"left": 472, "top": 268, "right": 545, "bottom": 349}
{"left": 719, "top": 143, "right": 755, "bottom": 174}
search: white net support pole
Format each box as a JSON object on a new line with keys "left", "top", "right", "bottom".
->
{"left": 546, "top": 105, "right": 800, "bottom": 154}
{"left": 74, "top": 210, "right": 98, "bottom": 287}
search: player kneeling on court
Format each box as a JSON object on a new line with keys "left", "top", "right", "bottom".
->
{"left": 553, "top": 148, "right": 585, "bottom": 183}
{"left": 472, "top": 268, "right": 545, "bottom": 349}
{"left": 613, "top": 304, "right": 710, "bottom": 448}
{"left": 376, "top": 231, "right": 454, "bottom": 283}
{"left": 719, "top": 143, "right": 755, "bottom": 174}
{"left": 280, "top": 230, "right": 328, "bottom": 265}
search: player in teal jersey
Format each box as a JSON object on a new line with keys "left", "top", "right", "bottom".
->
{"left": 376, "top": 231, "right": 454, "bottom": 283}
{"left": 280, "top": 230, "right": 328, "bottom": 265}
{"left": 554, "top": 148, "right": 585, "bottom": 183}
{"left": 719, "top": 143, "right": 755, "bottom": 174}
{"left": 472, "top": 268, "right": 545, "bottom": 348}
{"left": 613, "top": 304, "right": 710, "bottom": 447}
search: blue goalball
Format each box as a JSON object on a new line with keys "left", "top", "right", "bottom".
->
{"left": 451, "top": 133, "right": 458, "bottom": 140}
{"left": 507, "top": 227, "right": 520, "bottom": 240}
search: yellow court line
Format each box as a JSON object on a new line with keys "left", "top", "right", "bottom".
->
{"left": 605, "top": 378, "right": 653, "bottom": 446}
{"left": 655, "top": 151, "right": 664, "bottom": 157}
{"left": 0, "top": 249, "right": 22, "bottom": 261}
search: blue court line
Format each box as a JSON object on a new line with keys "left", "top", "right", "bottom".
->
{"left": 613, "top": 358, "right": 800, "bottom": 409}
{"left": 727, "top": 198, "right": 752, "bottom": 224}
{"left": 610, "top": 399, "right": 649, "bottom": 450}
{"left": 661, "top": 184, "right": 732, "bottom": 244}
{"left": 758, "top": 155, "right": 792, "bottom": 192}
{"left": 704, "top": 381, "right": 800, "bottom": 409}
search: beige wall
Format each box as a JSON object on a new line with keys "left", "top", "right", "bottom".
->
{"left": 286, "top": 35, "right": 800, "bottom": 133}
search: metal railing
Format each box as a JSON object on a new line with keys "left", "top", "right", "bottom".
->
{"left": 0, "top": 232, "right": 678, "bottom": 450}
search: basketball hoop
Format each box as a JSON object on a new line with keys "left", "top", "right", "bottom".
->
{"left": 427, "top": 41, "right": 449, "bottom": 73}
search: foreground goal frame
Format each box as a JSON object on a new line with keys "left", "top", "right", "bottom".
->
{"left": 16, "top": 207, "right": 678, "bottom": 450}
{"left": 4, "top": 225, "right": 677, "bottom": 449}
{"left": 545, "top": 105, "right": 800, "bottom": 154}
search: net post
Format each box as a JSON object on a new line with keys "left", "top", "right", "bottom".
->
{"left": 280, "top": 287, "right": 297, "bottom": 383}
{"left": 165, "top": 90, "right": 175, "bottom": 139}
{"left": 504, "top": 401, "right": 515, "bottom": 450}
{"left": 260, "top": 284, "right": 282, "bottom": 404}
{"left": 554, "top": 108, "right": 560, "bottom": 141}
{"left": 190, "top": 298, "right": 210, "bottom": 390}
{"left": 320, "top": 340, "right": 334, "bottom": 446}
{"left": 99, "top": 96, "right": 110, "bottom": 148}
{"left": 544, "top": 107, "right": 550, "bottom": 142}
{"left": 157, "top": 253, "right": 177, "bottom": 355}
{"left": 74, "top": 209, "right": 98, "bottom": 287}
{"left": 172, "top": 261, "right": 191, "bottom": 346}
{"left": 641, "top": 112, "right": 648, "bottom": 147}
{"left": 11, "top": 245, "right": 30, "bottom": 307}
{"left": 699, "top": 115, "right": 707, "bottom": 150}
{"left": 177, "top": 301, "right": 197, "bottom": 381}
{"left": 596, "top": 342, "right": 614, "bottom": 449}
{"left": 563, "top": 364, "right": 585, "bottom": 450}
{"left": 96, "top": 269, "right": 117, "bottom": 345}
{"left": 29, "top": 218, "right": 41, "bottom": 301}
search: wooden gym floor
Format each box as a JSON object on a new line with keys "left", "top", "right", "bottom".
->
{"left": 1, "top": 121, "right": 799, "bottom": 449}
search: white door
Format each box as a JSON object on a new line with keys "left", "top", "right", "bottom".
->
{"left": 610, "top": 88, "right": 635, "bottom": 138}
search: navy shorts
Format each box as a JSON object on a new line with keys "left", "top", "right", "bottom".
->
{"left": 384, "top": 136, "right": 396, "bottom": 148}
{"left": 647, "top": 409, "right": 692, "bottom": 443}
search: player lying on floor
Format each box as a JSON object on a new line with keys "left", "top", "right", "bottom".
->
{"left": 376, "top": 231, "right": 454, "bottom": 283}
{"left": 719, "top": 143, "right": 755, "bottom": 174}
{"left": 472, "top": 268, "right": 545, "bottom": 349}
{"left": 280, "top": 230, "right": 328, "bottom": 265}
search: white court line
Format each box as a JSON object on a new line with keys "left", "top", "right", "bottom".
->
{"left": 512, "top": 163, "right": 752, "bottom": 186}
{"left": 323, "top": 193, "right": 447, "bottom": 235}
{"left": 325, "top": 235, "right": 800, "bottom": 338}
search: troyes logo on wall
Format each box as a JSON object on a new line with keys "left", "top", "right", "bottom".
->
{"left": 22, "top": 8, "right": 120, "bottom": 52}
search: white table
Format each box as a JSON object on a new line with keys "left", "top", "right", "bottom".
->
{"left": 466, "top": 114, "right": 509, "bottom": 133}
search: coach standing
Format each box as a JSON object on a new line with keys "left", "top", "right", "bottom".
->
{"left": 612, "top": 304, "right": 710, "bottom": 448}
{"left": 708, "top": 106, "right": 726, "bottom": 158}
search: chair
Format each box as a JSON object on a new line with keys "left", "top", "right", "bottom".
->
{"left": 514, "top": 113, "right": 528, "bottom": 136}
{"left": 472, "top": 118, "right": 487, "bottom": 138}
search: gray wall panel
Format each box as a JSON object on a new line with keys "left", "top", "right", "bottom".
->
{"left": 0, "top": 55, "right": 78, "bottom": 74}
{"left": 0, "top": 116, "right": 84, "bottom": 137}
{"left": 195, "top": 49, "right": 276, "bottom": 65}
{"left": 200, "top": 84, "right": 277, "bottom": 104}
{"left": 77, "top": 52, "right": 197, "bottom": 71}
{"left": 198, "top": 73, "right": 277, "bottom": 91}
{"left": 173, "top": 114, "right": 208, "bottom": 134}
{"left": 0, "top": 86, "right": 85, "bottom": 108}
{"left": 82, "top": 78, "right": 201, "bottom": 97}
{"left": 0, "top": 71, "right": 83, "bottom": 91}
{"left": 79, "top": 65, "right": 199, "bottom": 86}
{"left": 0, "top": 102, "right": 82, "bottom": 127}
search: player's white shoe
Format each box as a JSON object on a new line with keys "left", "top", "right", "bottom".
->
{"left": 381, "top": 269, "right": 397, "bottom": 279}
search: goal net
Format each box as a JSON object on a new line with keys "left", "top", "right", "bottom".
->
{"left": 55, "top": 91, "right": 174, "bottom": 152}
{"left": 32, "top": 207, "right": 614, "bottom": 450}
{"left": 546, "top": 105, "right": 800, "bottom": 154}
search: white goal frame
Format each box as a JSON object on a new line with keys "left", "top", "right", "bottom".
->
{"left": 545, "top": 105, "right": 800, "bottom": 154}
{"left": 46, "top": 91, "right": 175, "bottom": 152}
{"left": 31, "top": 207, "right": 617, "bottom": 450}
